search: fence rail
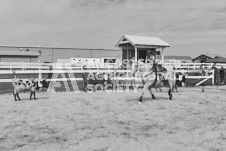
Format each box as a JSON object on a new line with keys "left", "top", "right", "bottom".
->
{"left": 1, "top": 61, "right": 226, "bottom": 70}
{"left": 0, "top": 61, "right": 221, "bottom": 89}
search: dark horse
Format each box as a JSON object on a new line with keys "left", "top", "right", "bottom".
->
{"left": 131, "top": 61, "right": 176, "bottom": 104}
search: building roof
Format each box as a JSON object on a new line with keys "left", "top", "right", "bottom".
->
{"left": 205, "top": 56, "right": 226, "bottom": 63}
{"left": 115, "top": 35, "right": 170, "bottom": 47}
{"left": 0, "top": 50, "right": 40, "bottom": 56}
{"left": 0, "top": 46, "right": 121, "bottom": 51}
{"left": 204, "top": 53, "right": 217, "bottom": 58}
{"left": 192, "top": 54, "right": 213, "bottom": 61}
{"left": 192, "top": 53, "right": 226, "bottom": 61}
{"left": 164, "top": 55, "right": 193, "bottom": 60}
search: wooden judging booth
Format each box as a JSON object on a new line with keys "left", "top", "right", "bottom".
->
{"left": 115, "top": 35, "right": 170, "bottom": 63}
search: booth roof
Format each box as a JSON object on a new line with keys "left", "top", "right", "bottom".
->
{"left": 116, "top": 35, "right": 170, "bottom": 47}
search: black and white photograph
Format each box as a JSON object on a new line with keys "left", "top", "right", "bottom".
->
{"left": 0, "top": 0, "right": 226, "bottom": 150}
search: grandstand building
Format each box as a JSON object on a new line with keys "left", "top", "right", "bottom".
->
{"left": 0, "top": 46, "right": 121, "bottom": 63}
{"left": 0, "top": 50, "right": 40, "bottom": 63}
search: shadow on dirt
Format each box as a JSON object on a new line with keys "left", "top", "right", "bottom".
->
{"left": 126, "top": 96, "right": 171, "bottom": 103}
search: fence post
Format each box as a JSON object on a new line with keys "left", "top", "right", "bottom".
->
{"left": 38, "top": 68, "right": 42, "bottom": 79}
{"left": 22, "top": 62, "right": 24, "bottom": 70}
{"left": 211, "top": 69, "right": 214, "bottom": 85}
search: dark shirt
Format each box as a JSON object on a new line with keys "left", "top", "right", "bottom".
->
{"left": 152, "top": 62, "right": 158, "bottom": 73}
{"left": 219, "top": 68, "right": 224, "bottom": 77}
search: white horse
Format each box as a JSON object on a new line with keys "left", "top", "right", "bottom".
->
{"left": 131, "top": 61, "right": 176, "bottom": 103}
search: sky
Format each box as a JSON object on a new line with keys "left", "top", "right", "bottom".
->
{"left": 0, "top": 0, "right": 226, "bottom": 58}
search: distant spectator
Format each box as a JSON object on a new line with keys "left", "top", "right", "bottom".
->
{"left": 12, "top": 75, "right": 19, "bottom": 86}
{"left": 129, "top": 57, "right": 135, "bottom": 69}
{"left": 204, "top": 66, "right": 209, "bottom": 76}
{"left": 199, "top": 65, "right": 205, "bottom": 75}
{"left": 219, "top": 66, "right": 225, "bottom": 84}
{"left": 139, "top": 58, "right": 144, "bottom": 62}
{"left": 200, "top": 65, "right": 208, "bottom": 92}
{"left": 129, "top": 57, "right": 135, "bottom": 64}
{"left": 211, "top": 63, "right": 218, "bottom": 84}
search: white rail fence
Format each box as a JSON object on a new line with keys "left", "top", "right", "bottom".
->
{"left": 0, "top": 61, "right": 220, "bottom": 87}
{"left": 1, "top": 61, "right": 226, "bottom": 70}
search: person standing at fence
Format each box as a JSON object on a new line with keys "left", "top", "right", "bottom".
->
{"left": 12, "top": 76, "right": 21, "bottom": 101}
{"left": 204, "top": 66, "right": 209, "bottom": 76}
{"left": 200, "top": 65, "right": 208, "bottom": 92}
{"left": 219, "top": 66, "right": 225, "bottom": 84}
{"left": 12, "top": 76, "right": 18, "bottom": 87}
{"left": 129, "top": 57, "right": 135, "bottom": 69}
{"left": 211, "top": 63, "right": 219, "bottom": 85}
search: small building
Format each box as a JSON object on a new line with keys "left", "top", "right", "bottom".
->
{"left": 192, "top": 54, "right": 214, "bottom": 63}
{"left": 0, "top": 50, "right": 40, "bottom": 63}
{"left": 205, "top": 56, "right": 226, "bottom": 64}
{"left": 115, "top": 35, "right": 170, "bottom": 62}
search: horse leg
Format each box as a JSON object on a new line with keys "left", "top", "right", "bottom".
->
{"left": 168, "top": 89, "right": 172, "bottom": 100}
{"left": 148, "top": 86, "right": 155, "bottom": 100}
{"left": 13, "top": 89, "right": 21, "bottom": 101}
{"left": 202, "top": 86, "right": 205, "bottom": 92}
{"left": 13, "top": 88, "right": 17, "bottom": 101}
{"left": 13, "top": 92, "right": 17, "bottom": 101}
{"left": 175, "top": 84, "right": 178, "bottom": 92}
{"left": 159, "top": 86, "right": 162, "bottom": 92}
{"left": 138, "top": 95, "right": 143, "bottom": 104}
{"left": 138, "top": 83, "right": 148, "bottom": 104}
{"left": 17, "top": 94, "right": 21, "bottom": 101}
{"left": 138, "top": 88, "right": 145, "bottom": 104}
{"left": 30, "top": 91, "right": 36, "bottom": 100}
{"left": 30, "top": 91, "right": 33, "bottom": 100}
{"left": 167, "top": 79, "right": 174, "bottom": 100}
{"left": 33, "top": 92, "right": 36, "bottom": 100}
{"left": 139, "top": 83, "right": 152, "bottom": 104}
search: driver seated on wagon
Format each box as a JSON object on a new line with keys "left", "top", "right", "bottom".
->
{"left": 145, "top": 55, "right": 167, "bottom": 81}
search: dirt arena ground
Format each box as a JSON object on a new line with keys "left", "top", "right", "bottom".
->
{"left": 0, "top": 86, "right": 226, "bottom": 151}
